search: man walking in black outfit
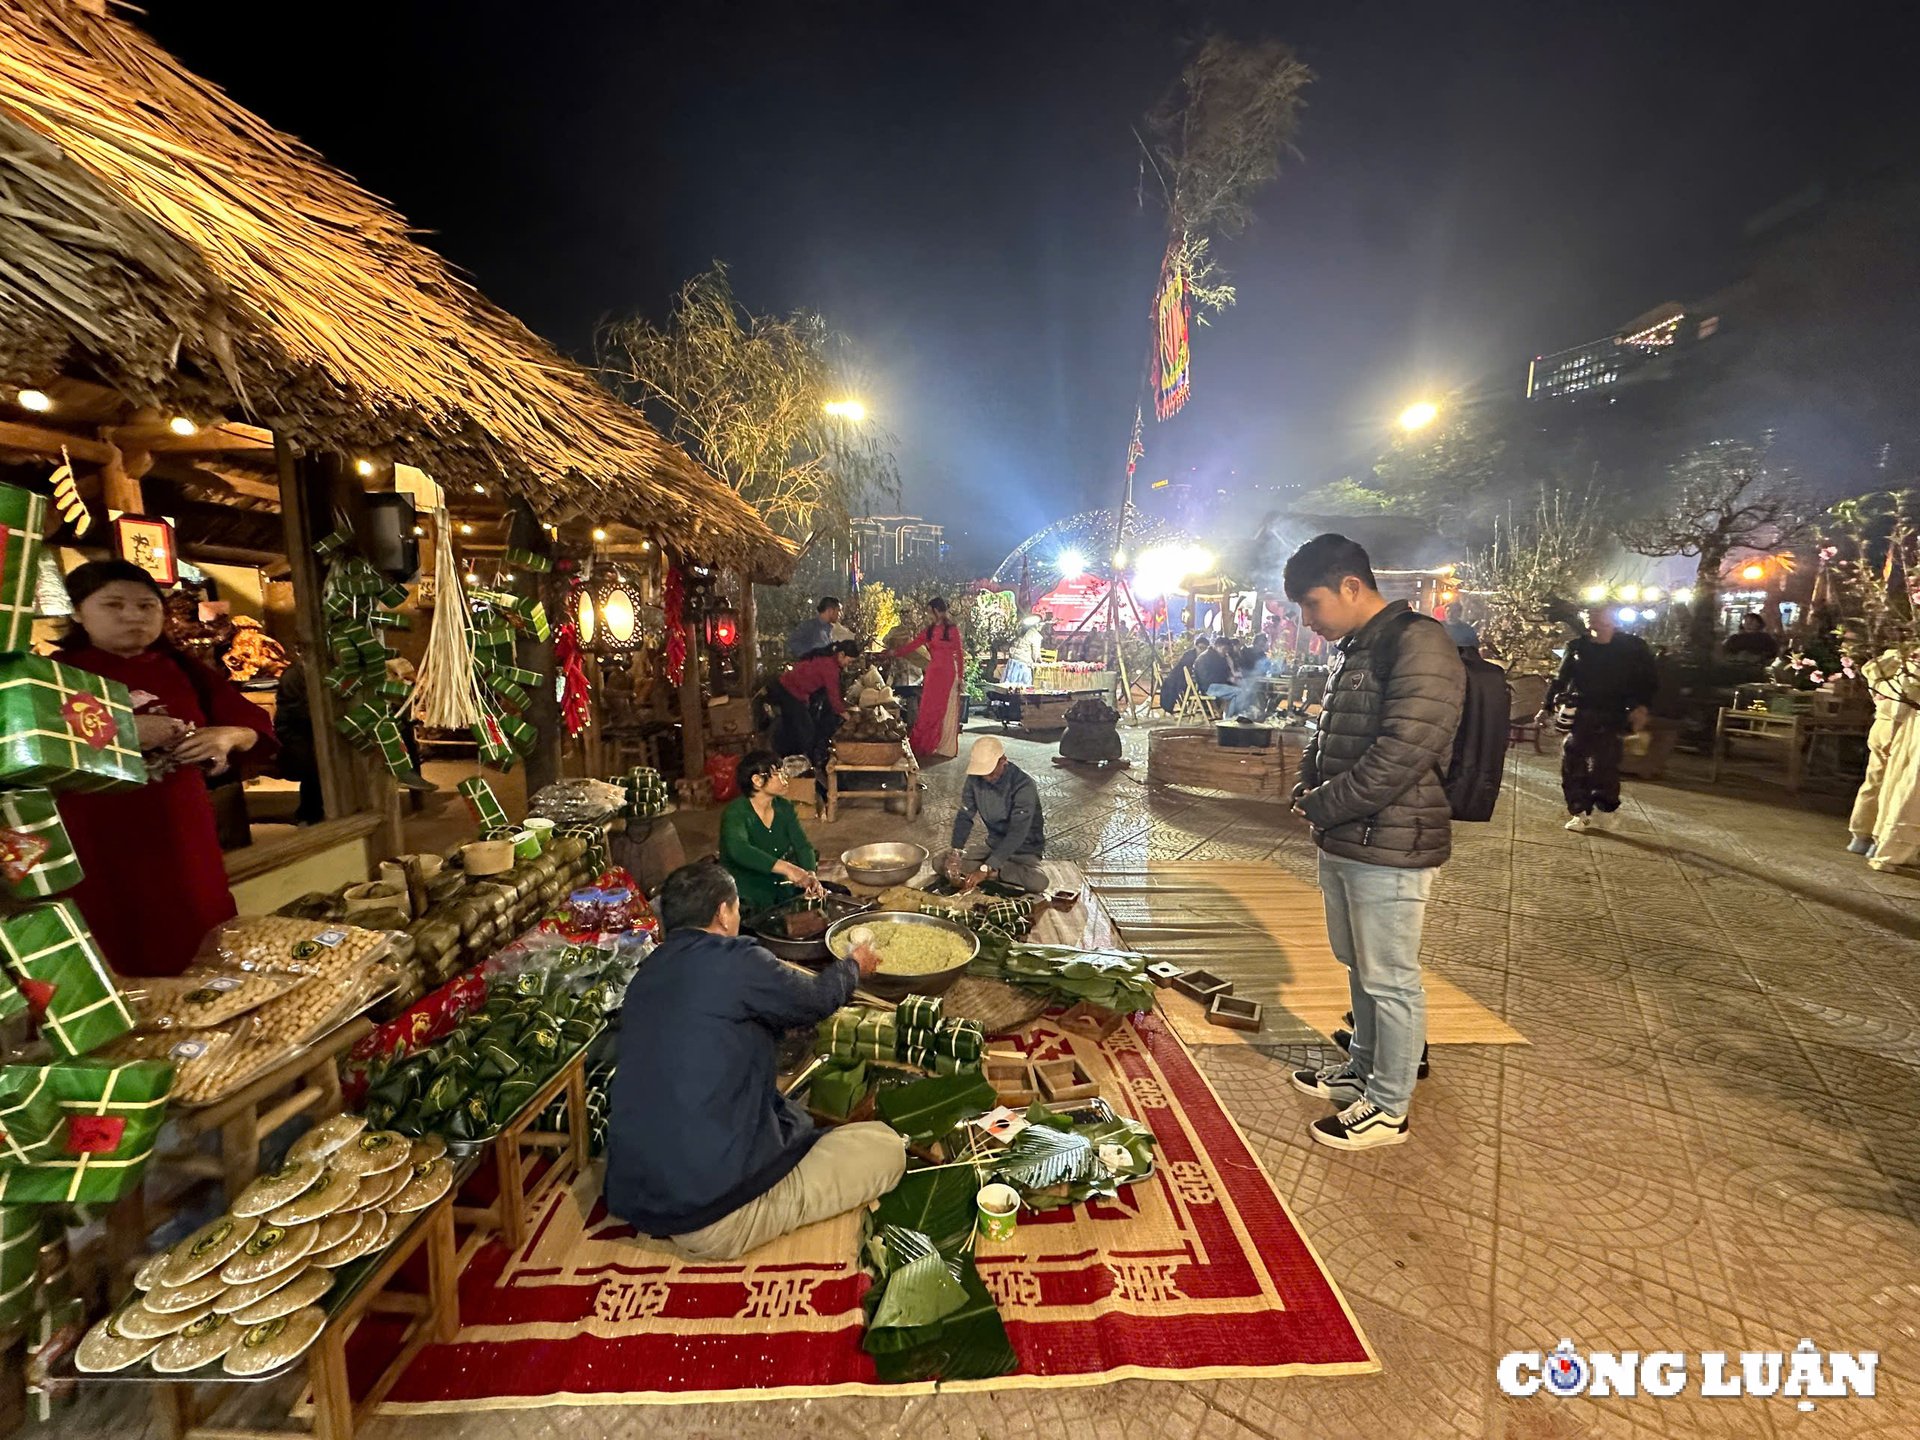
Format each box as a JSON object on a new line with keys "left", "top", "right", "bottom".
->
{"left": 1542, "top": 606, "right": 1658, "bottom": 832}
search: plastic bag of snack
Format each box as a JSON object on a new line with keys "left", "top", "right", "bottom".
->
{"left": 125, "top": 967, "right": 312, "bottom": 1030}
{"left": 96, "top": 1017, "right": 263, "bottom": 1105}
{"left": 197, "top": 915, "right": 393, "bottom": 978}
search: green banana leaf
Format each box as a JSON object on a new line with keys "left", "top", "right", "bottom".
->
{"left": 868, "top": 1165, "right": 982, "bottom": 1257}
{"left": 874, "top": 1072, "right": 997, "bottom": 1146}
{"left": 993, "top": 1125, "right": 1101, "bottom": 1191}
{"left": 866, "top": 1261, "right": 1017, "bottom": 1381}
{"left": 865, "top": 1229, "right": 968, "bottom": 1334}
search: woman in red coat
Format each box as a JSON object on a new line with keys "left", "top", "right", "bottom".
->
{"left": 54, "top": 561, "right": 278, "bottom": 977}
{"left": 890, "top": 597, "right": 964, "bottom": 760}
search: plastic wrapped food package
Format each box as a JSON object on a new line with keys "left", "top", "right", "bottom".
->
{"left": 526, "top": 779, "right": 627, "bottom": 824}
{"left": 128, "top": 969, "right": 313, "bottom": 1030}
{"left": 97, "top": 1020, "right": 263, "bottom": 1105}
{"left": 199, "top": 917, "right": 395, "bottom": 978}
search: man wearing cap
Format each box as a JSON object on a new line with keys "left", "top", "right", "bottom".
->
{"left": 945, "top": 736, "right": 1047, "bottom": 892}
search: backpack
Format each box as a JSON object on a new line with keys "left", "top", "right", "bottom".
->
{"left": 1381, "top": 611, "right": 1508, "bottom": 823}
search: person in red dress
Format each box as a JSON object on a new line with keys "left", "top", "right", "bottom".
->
{"left": 53, "top": 561, "right": 278, "bottom": 978}
{"left": 890, "top": 597, "right": 964, "bottom": 760}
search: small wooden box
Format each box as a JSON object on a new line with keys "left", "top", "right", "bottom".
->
{"left": 1172, "top": 969, "right": 1233, "bottom": 1003}
{"left": 983, "top": 1057, "right": 1038, "bottom": 1107}
{"left": 1035, "top": 1058, "right": 1098, "bottom": 1102}
{"left": 1206, "top": 994, "right": 1263, "bottom": 1032}
{"left": 1146, "top": 961, "right": 1185, "bottom": 989}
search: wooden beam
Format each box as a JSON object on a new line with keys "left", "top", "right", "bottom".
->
{"left": 119, "top": 425, "right": 275, "bottom": 457}
{"left": 0, "top": 419, "right": 113, "bottom": 465}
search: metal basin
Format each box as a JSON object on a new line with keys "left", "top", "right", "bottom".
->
{"left": 823, "top": 910, "right": 978, "bottom": 999}
{"left": 749, "top": 894, "right": 872, "bottom": 964}
{"left": 839, "top": 841, "right": 928, "bottom": 889}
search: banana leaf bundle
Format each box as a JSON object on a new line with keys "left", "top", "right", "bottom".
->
{"left": 858, "top": 1178, "right": 1016, "bottom": 1384}
{"left": 963, "top": 938, "right": 1156, "bottom": 1014}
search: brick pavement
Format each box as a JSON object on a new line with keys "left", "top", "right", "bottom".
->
{"left": 50, "top": 721, "right": 1920, "bottom": 1439}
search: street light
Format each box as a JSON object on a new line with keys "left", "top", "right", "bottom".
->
{"left": 1740, "top": 562, "right": 1765, "bottom": 582}
{"left": 1397, "top": 400, "right": 1440, "bottom": 432}
{"left": 823, "top": 399, "right": 867, "bottom": 423}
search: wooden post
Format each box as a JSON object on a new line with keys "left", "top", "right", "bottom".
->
{"left": 274, "top": 438, "right": 402, "bottom": 859}
{"left": 510, "top": 499, "right": 561, "bottom": 794}
{"left": 276, "top": 436, "right": 353, "bottom": 821}
{"left": 678, "top": 628, "right": 706, "bottom": 780}
{"left": 738, "top": 581, "right": 759, "bottom": 697}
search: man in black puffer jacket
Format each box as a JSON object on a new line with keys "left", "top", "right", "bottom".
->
{"left": 1283, "top": 535, "right": 1464, "bottom": 1153}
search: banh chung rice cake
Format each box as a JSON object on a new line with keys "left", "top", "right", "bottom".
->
{"left": 829, "top": 921, "right": 972, "bottom": 975}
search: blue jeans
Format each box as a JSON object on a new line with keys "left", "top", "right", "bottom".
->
{"left": 1317, "top": 851, "right": 1434, "bottom": 1117}
{"left": 1206, "top": 683, "right": 1239, "bottom": 713}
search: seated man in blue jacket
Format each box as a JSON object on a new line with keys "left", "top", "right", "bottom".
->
{"left": 944, "top": 735, "right": 1046, "bottom": 892}
{"left": 605, "top": 861, "right": 906, "bottom": 1260}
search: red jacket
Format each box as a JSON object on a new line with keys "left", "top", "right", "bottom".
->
{"left": 779, "top": 655, "right": 845, "bottom": 713}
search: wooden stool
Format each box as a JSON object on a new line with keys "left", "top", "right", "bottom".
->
{"left": 166, "top": 1020, "right": 373, "bottom": 1201}
{"left": 452, "top": 1049, "right": 590, "bottom": 1263}
{"left": 824, "top": 760, "right": 920, "bottom": 824}
{"left": 146, "top": 1187, "right": 460, "bottom": 1440}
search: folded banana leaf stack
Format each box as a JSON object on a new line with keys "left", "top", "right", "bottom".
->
{"left": 358, "top": 983, "right": 601, "bottom": 1142}
{"left": 963, "top": 937, "right": 1156, "bottom": 1014}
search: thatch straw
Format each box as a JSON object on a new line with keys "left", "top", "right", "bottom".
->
{"left": 0, "top": 1, "right": 790, "bottom": 577}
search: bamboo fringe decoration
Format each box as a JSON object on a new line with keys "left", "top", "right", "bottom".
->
{"left": 408, "top": 511, "right": 486, "bottom": 730}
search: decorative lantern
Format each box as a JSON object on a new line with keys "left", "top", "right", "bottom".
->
{"left": 705, "top": 606, "right": 739, "bottom": 651}
{"left": 581, "top": 566, "right": 663, "bottom": 655}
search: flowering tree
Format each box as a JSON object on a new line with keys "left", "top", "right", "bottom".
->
{"left": 1467, "top": 490, "right": 1605, "bottom": 675}
{"left": 599, "top": 264, "right": 899, "bottom": 537}
{"left": 1819, "top": 487, "right": 1920, "bottom": 707}
{"left": 1621, "top": 440, "right": 1815, "bottom": 658}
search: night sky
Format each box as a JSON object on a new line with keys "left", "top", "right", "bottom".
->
{"left": 145, "top": 1, "right": 1917, "bottom": 571}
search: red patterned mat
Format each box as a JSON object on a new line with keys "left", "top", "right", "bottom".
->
{"left": 352, "top": 1010, "right": 1377, "bottom": 1409}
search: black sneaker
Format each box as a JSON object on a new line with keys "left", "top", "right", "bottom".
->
{"left": 1290, "top": 1061, "right": 1367, "bottom": 1101}
{"left": 1330, "top": 1028, "right": 1431, "bottom": 1080}
{"left": 1311, "top": 1098, "right": 1409, "bottom": 1151}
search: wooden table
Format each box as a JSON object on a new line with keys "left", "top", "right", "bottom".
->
{"left": 824, "top": 758, "right": 920, "bottom": 824}
{"left": 1707, "top": 707, "right": 1870, "bottom": 794}
{"left": 166, "top": 1021, "right": 374, "bottom": 1201}
{"left": 130, "top": 1185, "right": 462, "bottom": 1440}
{"left": 450, "top": 1048, "right": 590, "bottom": 1264}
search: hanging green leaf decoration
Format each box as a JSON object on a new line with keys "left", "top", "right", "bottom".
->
{"left": 874, "top": 1071, "right": 998, "bottom": 1145}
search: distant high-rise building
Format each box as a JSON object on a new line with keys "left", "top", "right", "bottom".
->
{"left": 849, "top": 514, "right": 946, "bottom": 574}
{"left": 1525, "top": 302, "right": 1704, "bottom": 402}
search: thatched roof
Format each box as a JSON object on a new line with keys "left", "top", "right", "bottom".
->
{"left": 0, "top": 1, "right": 790, "bottom": 577}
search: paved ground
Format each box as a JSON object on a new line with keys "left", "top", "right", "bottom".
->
{"left": 54, "top": 720, "right": 1920, "bottom": 1439}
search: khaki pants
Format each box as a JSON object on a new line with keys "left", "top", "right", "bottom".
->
{"left": 663, "top": 1122, "right": 906, "bottom": 1262}
{"left": 962, "top": 839, "right": 1047, "bottom": 893}
{"left": 1850, "top": 717, "right": 1895, "bottom": 838}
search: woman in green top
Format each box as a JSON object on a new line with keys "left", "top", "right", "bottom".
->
{"left": 719, "top": 750, "right": 824, "bottom": 916}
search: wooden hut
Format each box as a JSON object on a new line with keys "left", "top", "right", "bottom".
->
{"left": 0, "top": 0, "right": 791, "bottom": 900}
